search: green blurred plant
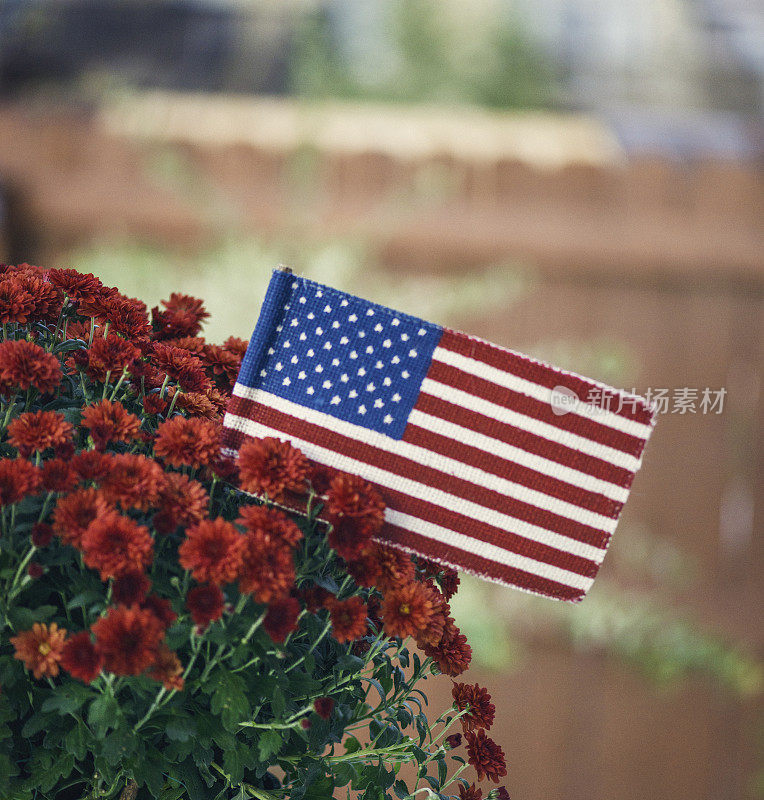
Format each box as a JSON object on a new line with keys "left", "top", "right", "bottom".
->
{"left": 289, "top": 1, "right": 559, "bottom": 109}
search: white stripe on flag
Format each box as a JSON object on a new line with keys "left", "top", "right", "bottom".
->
{"left": 432, "top": 347, "right": 653, "bottom": 439}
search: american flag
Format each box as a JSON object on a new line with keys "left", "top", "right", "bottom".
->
{"left": 222, "top": 269, "right": 656, "bottom": 602}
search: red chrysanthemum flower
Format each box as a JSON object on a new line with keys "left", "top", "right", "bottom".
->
{"left": 173, "top": 389, "right": 217, "bottom": 419}
{"left": 237, "top": 527, "right": 296, "bottom": 604}
{"left": 423, "top": 617, "right": 472, "bottom": 677}
{"left": 205, "top": 387, "right": 228, "bottom": 414}
{"left": 141, "top": 595, "right": 177, "bottom": 629}
{"left": 309, "top": 462, "right": 336, "bottom": 496}
{"left": 70, "top": 450, "right": 112, "bottom": 485}
{"left": 80, "top": 399, "right": 142, "bottom": 450}
{"left": 64, "top": 319, "right": 93, "bottom": 342}
{"left": 11, "top": 622, "right": 67, "bottom": 679}
{"left": 99, "top": 453, "right": 162, "bottom": 510}
{"left": 164, "top": 336, "right": 206, "bottom": 356}
{"left": 31, "top": 522, "right": 53, "bottom": 547}
{"left": 0, "top": 339, "right": 61, "bottom": 395}
{"left": 178, "top": 518, "right": 244, "bottom": 586}
{"left": 154, "top": 415, "right": 220, "bottom": 469}
{"left": 151, "top": 343, "right": 210, "bottom": 392}
{"left": 465, "top": 729, "right": 507, "bottom": 784}
{"left": 0, "top": 277, "right": 36, "bottom": 323}
{"left": 344, "top": 552, "right": 382, "bottom": 587}
{"left": 237, "top": 505, "right": 303, "bottom": 547}
{"left": 236, "top": 437, "right": 309, "bottom": 500}
{"left": 60, "top": 631, "right": 102, "bottom": 683}
{"left": 0, "top": 458, "right": 40, "bottom": 507}
{"left": 148, "top": 642, "right": 184, "bottom": 691}
{"left": 494, "top": 787, "right": 511, "bottom": 800}
{"left": 7, "top": 410, "right": 73, "bottom": 457}
{"left": 382, "top": 581, "right": 436, "bottom": 640}
{"left": 459, "top": 783, "right": 483, "bottom": 800}
{"left": 76, "top": 284, "right": 120, "bottom": 320}
{"left": 326, "top": 516, "right": 375, "bottom": 562}
{"left": 297, "top": 584, "right": 330, "bottom": 614}
{"left": 10, "top": 270, "right": 63, "bottom": 323}
{"left": 152, "top": 293, "right": 210, "bottom": 340}
{"left": 414, "top": 581, "right": 448, "bottom": 648}
{"left": 326, "top": 596, "right": 368, "bottom": 643}
{"left": 92, "top": 605, "right": 164, "bottom": 676}
{"left": 104, "top": 295, "right": 152, "bottom": 341}
{"left": 452, "top": 683, "right": 496, "bottom": 732}
{"left": 84, "top": 334, "right": 140, "bottom": 383}
{"left": 263, "top": 596, "right": 301, "bottom": 643}
{"left": 154, "top": 472, "right": 209, "bottom": 535}
{"left": 202, "top": 342, "right": 240, "bottom": 383}
{"left": 52, "top": 487, "right": 111, "bottom": 548}
{"left": 27, "top": 562, "right": 44, "bottom": 579}
{"left": 112, "top": 569, "right": 151, "bottom": 606}
{"left": 142, "top": 393, "right": 169, "bottom": 416}
{"left": 222, "top": 336, "right": 248, "bottom": 358}
{"left": 446, "top": 733, "right": 462, "bottom": 749}
{"left": 40, "top": 458, "right": 77, "bottom": 493}
{"left": 186, "top": 583, "right": 225, "bottom": 628}
{"left": 313, "top": 697, "right": 334, "bottom": 719}
{"left": 81, "top": 510, "right": 154, "bottom": 580}
{"left": 326, "top": 473, "right": 385, "bottom": 533}
{"left": 48, "top": 268, "right": 104, "bottom": 305}
{"left": 440, "top": 566, "right": 460, "bottom": 601}
{"left": 374, "top": 543, "right": 416, "bottom": 592}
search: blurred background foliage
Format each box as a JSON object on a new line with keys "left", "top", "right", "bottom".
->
{"left": 290, "top": 0, "right": 558, "bottom": 108}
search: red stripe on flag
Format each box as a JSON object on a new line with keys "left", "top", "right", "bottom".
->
{"left": 427, "top": 359, "right": 647, "bottom": 458}
{"left": 413, "top": 392, "right": 635, "bottom": 489}
{"left": 439, "top": 329, "right": 655, "bottom": 426}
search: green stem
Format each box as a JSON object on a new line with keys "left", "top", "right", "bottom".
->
{"left": 133, "top": 687, "right": 167, "bottom": 732}
{"left": 284, "top": 615, "right": 332, "bottom": 674}
{"left": 165, "top": 388, "right": 181, "bottom": 417}
{"left": 108, "top": 367, "right": 129, "bottom": 402}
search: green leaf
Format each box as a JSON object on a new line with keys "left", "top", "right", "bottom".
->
{"left": 102, "top": 727, "right": 137, "bottom": 765}
{"left": 165, "top": 715, "right": 197, "bottom": 742}
{"left": 336, "top": 653, "right": 364, "bottom": 673}
{"left": 393, "top": 779, "right": 409, "bottom": 799}
{"left": 87, "top": 693, "right": 119, "bottom": 739}
{"left": 303, "top": 774, "right": 335, "bottom": 800}
{"left": 257, "top": 728, "right": 283, "bottom": 761}
{"left": 41, "top": 682, "right": 94, "bottom": 715}
{"left": 0, "top": 753, "right": 19, "bottom": 793}
{"left": 271, "top": 687, "right": 286, "bottom": 718}
{"left": 64, "top": 719, "right": 91, "bottom": 761}
{"left": 437, "top": 756, "right": 447, "bottom": 786}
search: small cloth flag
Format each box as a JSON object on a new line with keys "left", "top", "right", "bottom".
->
{"left": 223, "top": 269, "right": 656, "bottom": 602}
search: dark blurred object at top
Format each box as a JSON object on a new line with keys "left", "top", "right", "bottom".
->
{"left": 0, "top": 0, "right": 293, "bottom": 96}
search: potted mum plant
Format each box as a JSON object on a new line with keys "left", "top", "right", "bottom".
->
{"left": 0, "top": 263, "right": 510, "bottom": 800}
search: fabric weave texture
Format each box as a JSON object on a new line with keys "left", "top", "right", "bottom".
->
{"left": 223, "top": 269, "right": 657, "bottom": 602}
